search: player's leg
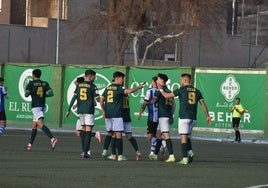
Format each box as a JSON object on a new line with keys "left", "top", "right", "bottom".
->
{"left": 114, "top": 118, "right": 126, "bottom": 161}
{"left": 102, "top": 118, "right": 113, "bottom": 159}
{"left": 0, "top": 111, "right": 6, "bottom": 136}
{"left": 147, "top": 120, "right": 158, "bottom": 156}
{"left": 25, "top": 121, "right": 38, "bottom": 151}
{"left": 160, "top": 118, "right": 175, "bottom": 163}
{"left": 108, "top": 133, "right": 117, "bottom": 160}
{"left": 177, "top": 119, "right": 193, "bottom": 165}
{"left": 82, "top": 114, "right": 94, "bottom": 158}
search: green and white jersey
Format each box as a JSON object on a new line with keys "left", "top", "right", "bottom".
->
{"left": 173, "top": 85, "right": 203, "bottom": 120}
{"left": 122, "top": 94, "right": 131, "bottom": 122}
{"left": 102, "top": 84, "right": 124, "bottom": 118}
{"left": 154, "top": 86, "right": 174, "bottom": 118}
{"left": 74, "top": 81, "right": 99, "bottom": 114}
{"left": 25, "top": 79, "right": 53, "bottom": 108}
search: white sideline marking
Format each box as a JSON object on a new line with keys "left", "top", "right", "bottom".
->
{"left": 245, "top": 184, "right": 268, "bottom": 188}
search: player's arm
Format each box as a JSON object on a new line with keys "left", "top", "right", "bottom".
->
{"left": 124, "top": 82, "right": 145, "bottom": 95}
{"left": 66, "top": 95, "right": 76, "bottom": 118}
{"left": 199, "top": 99, "right": 211, "bottom": 125}
{"left": 46, "top": 89, "right": 54, "bottom": 97}
{"left": 160, "top": 89, "right": 175, "bottom": 98}
{"left": 137, "top": 101, "right": 148, "bottom": 120}
{"left": 99, "top": 96, "right": 106, "bottom": 118}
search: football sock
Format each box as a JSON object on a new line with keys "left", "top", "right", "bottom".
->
{"left": 116, "top": 138, "right": 123, "bottom": 155}
{"left": 187, "top": 138, "right": 192, "bottom": 151}
{"left": 166, "top": 138, "right": 174, "bottom": 155}
{"left": 103, "top": 135, "right": 112, "bottom": 150}
{"left": 129, "top": 137, "right": 139, "bottom": 152}
{"left": 181, "top": 143, "right": 188, "bottom": 158}
{"left": 29, "top": 129, "right": 37, "bottom": 144}
{"left": 0, "top": 125, "right": 5, "bottom": 136}
{"left": 150, "top": 137, "right": 157, "bottom": 154}
{"left": 41, "top": 125, "right": 53, "bottom": 139}
{"left": 111, "top": 137, "right": 116, "bottom": 155}
{"left": 154, "top": 139, "right": 162, "bottom": 155}
{"left": 91, "top": 132, "right": 96, "bottom": 137}
{"left": 80, "top": 130, "right": 86, "bottom": 152}
{"left": 237, "top": 130, "right": 241, "bottom": 141}
{"left": 84, "top": 131, "right": 91, "bottom": 152}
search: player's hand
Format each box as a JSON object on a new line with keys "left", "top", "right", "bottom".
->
{"left": 137, "top": 113, "right": 141, "bottom": 120}
{"left": 138, "top": 82, "right": 146, "bottom": 89}
{"left": 206, "top": 116, "right": 212, "bottom": 125}
{"left": 72, "top": 104, "right": 77, "bottom": 110}
{"left": 65, "top": 111, "right": 70, "bottom": 118}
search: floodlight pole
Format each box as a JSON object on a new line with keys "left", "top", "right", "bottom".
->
{"left": 56, "top": 0, "right": 60, "bottom": 64}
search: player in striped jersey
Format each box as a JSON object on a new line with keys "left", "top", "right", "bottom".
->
{"left": 138, "top": 76, "right": 161, "bottom": 158}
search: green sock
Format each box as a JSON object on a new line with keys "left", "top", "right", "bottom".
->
{"left": 181, "top": 143, "right": 188, "bottom": 158}
{"left": 129, "top": 137, "right": 139, "bottom": 152}
{"left": 84, "top": 131, "right": 91, "bottom": 152}
{"left": 166, "top": 138, "right": 174, "bottom": 155}
{"left": 41, "top": 125, "right": 53, "bottom": 139}
{"left": 80, "top": 131, "right": 86, "bottom": 152}
{"left": 30, "top": 129, "right": 37, "bottom": 144}
{"left": 111, "top": 137, "right": 116, "bottom": 155}
{"left": 103, "top": 135, "right": 112, "bottom": 150}
{"left": 116, "top": 138, "right": 123, "bottom": 155}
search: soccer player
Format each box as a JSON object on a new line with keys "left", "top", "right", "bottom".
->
{"left": 66, "top": 77, "right": 102, "bottom": 157}
{"left": 138, "top": 76, "right": 162, "bottom": 158}
{"left": 0, "top": 77, "right": 9, "bottom": 136}
{"left": 148, "top": 73, "right": 176, "bottom": 163}
{"left": 66, "top": 70, "right": 99, "bottom": 158}
{"left": 24, "top": 69, "right": 58, "bottom": 151}
{"left": 231, "top": 97, "right": 247, "bottom": 143}
{"left": 100, "top": 71, "right": 144, "bottom": 161}
{"left": 161, "top": 73, "right": 211, "bottom": 165}
{"left": 108, "top": 94, "right": 142, "bottom": 161}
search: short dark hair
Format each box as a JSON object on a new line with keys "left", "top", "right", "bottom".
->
{"left": 181, "top": 73, "right": 191, "bottom": 80}
{"left": 113, "top": 71, "right": 125, "bottom": 79}
{"left": 33, "top": 69, "right": 42, "bottom": 78}
{"left": 76, "top": 77, "right": 85, "bottom": 84}
{"left": 157, "top": 73, "right": 168, "bottom": 83}
{"left": 0, "top": 77, "right": 4, "bottom": 82}
{"left": 85, "top": 69, "right": 96, "bottom": 77}
{"left": 236, "top": 97, "right": 240, "bottom": 101}
{"left": 152, "top": 76, "right": 157, "bottom": 82}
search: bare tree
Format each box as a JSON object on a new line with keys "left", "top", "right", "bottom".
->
{"left": 70, "top": 0, "right": 227, "bottom": 65}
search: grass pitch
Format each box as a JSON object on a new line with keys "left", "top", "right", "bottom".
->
{"left": 1, "top": 130, "right": 268, "bottom": 188}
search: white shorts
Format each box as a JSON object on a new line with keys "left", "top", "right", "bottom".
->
{"left": 78, "top": 114, "right": 94, "bottom": 126}
{"left": 105, "top": 118, "right": 124, "bottom": 132}
{"left": 32, "top": 107, "right": 44, "bottom": 122}
{"left": 157, "top": 117, "right": 170, "bottom": 132}
{"left": 178, "top": 119, "right": 196, "bottom": 135}
{"left": 75, "top": 118, "right": 82, "bottom": 131}
{"left": 123, "top": 122, "right": 132, "bottom": 134}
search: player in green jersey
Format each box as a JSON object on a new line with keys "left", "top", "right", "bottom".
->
{"left": 161, "top": 73, "right": 211, "bottom": 165}
{"left": 66, "top": 76, "right": 102, "bottom": 157}
{"left": 24, "top": 69, "right": 58, "bottom": 151}
{"left": 148, "top": 73, "right": 176, "bottom": 163}
{"left": 66, "top": 70, "right": 100, "bottom": 158}
{"left": 108, "top": 94, "right": 142, "bottom": 161}
{"left": 100, "top": 71, "right": 144, "bottom": 161}
{"left": 231, "top": 98, "right": 248, "bottom": 143}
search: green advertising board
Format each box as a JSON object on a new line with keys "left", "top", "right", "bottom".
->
{"left": 62, "top": 66, "right": 118, "bottom": 128}
{"left": 128, "top": 67, "right": 185, "bottom": 128}
{"left": 195, "top": 69, "right": 265, "bottom": 132}
{"left": 4, "top": 65, "right": 53, "bottom": 125}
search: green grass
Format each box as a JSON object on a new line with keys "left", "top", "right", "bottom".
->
{"left": 1, "top": 130, "right": 268, "bottom": 188}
